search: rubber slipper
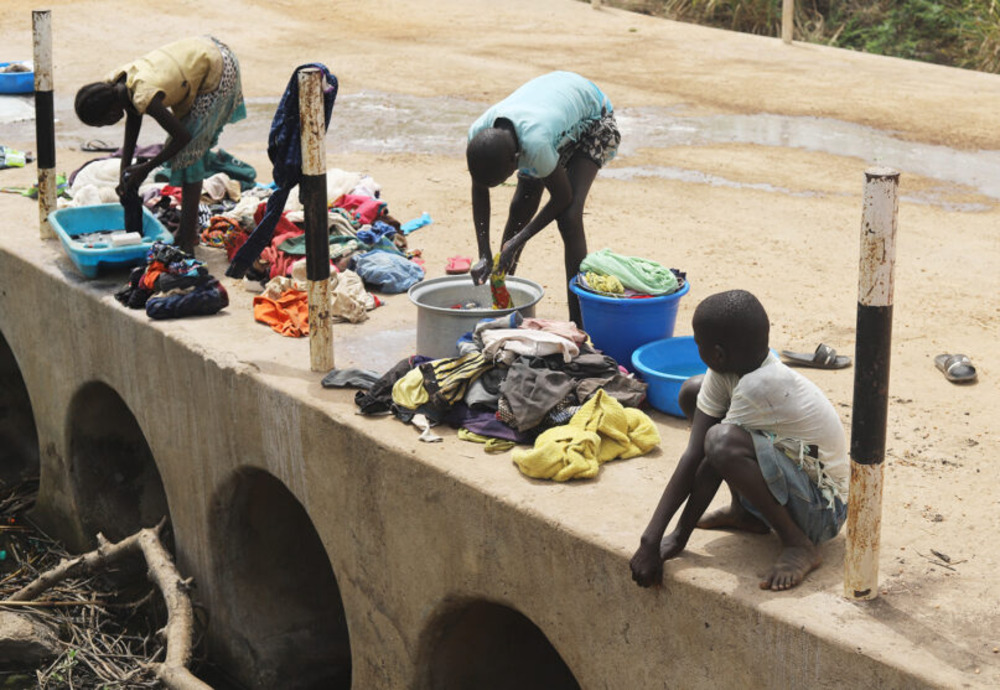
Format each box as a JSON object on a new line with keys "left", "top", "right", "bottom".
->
{"left": 935, "top": 353, "right": 977, "bottom": 384}
{"left": 781, "top": 343, "right": 851, "bottom": 369}
{"left": 81, "top": 139, "right": 118, "bottom": 153}
{"left": 445, "top": 255, "right": 471, "bottom": 275}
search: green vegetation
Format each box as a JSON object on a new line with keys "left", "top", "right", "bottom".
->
{"left": 609, "top": 0, "right": 1000, "bottom": 73}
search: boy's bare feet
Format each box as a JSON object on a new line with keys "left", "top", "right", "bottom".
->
{"left": 659, "top": 531, "right": 687, "bottom": 561}
{"left": 697, "top": 502, "right": 770, "bottom": 534}
{"left": 759, "top": 544, "right": 821, "bottom": 591}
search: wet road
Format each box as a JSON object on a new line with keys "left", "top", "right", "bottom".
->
{"left": 2, "top": 89, "right": 999, "bottom": 211}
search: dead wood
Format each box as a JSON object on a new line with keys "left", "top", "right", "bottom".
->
{"left": 4, "top": 518, "right": 212, "bottom": 690}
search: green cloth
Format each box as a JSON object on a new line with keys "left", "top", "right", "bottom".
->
{"left": 159, "top": 148, "right": 257, "bottom": 190}
{"left": 0, "top": 173, "right": 69, "bottom": 199}
{"left": 278, "top": 234, "right": 372, "bottom": 257}
{"left": 580, "top": 248, "right": 678, "bottom": 295}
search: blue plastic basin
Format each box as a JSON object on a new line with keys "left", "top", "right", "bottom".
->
{"left": 48, "top": 204, "right": 172, "bottom": 278}
{"left": 570, "top": 276, "right": 690, "bottom": 370}
{"left": 631, "top": 335, "right": 706, "bottom": 418}
{"left": 0, "top": 62, "right": 34, "bottom": 94}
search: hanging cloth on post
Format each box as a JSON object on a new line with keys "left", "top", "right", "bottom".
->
{"left": 226, "top": 63, "right": 338, "bottom": 278}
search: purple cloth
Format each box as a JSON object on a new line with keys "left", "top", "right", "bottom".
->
{"left": 445, "top": 404, "right": 532, "bottom": 444}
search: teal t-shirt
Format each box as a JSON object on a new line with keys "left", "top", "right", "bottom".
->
{"left": 468, "top": 71, "right": 612, "bottom": 179}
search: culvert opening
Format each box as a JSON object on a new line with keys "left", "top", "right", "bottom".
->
{"left": 68, "top": 382, "right": 170, "bottom": 545}
{"left": 210, "top": 468, "right": 351, "bottom": 690}
{"left": 0, "top": 330, "right": 40, "bottom": 485}
{"left": 423, "top": 600, "right": 581, "bottom": 690}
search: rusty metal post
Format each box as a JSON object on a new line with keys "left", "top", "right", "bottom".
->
{"left": 33, "top": 9, "right": 56, "bottom": 239}
{"left": 298, "top": 68, "right": 333, "bottom": 373}
{"left": 781, "top": 0, "right": 794, "bottom": 44}
{"left": 844, "top": 166, "right": 899, "bottom": 600}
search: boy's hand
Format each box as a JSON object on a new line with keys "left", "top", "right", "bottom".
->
{"left": 629, "top": 543, "right": 664, "bottom": 588}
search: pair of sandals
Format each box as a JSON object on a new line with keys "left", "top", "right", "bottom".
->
{"left": 782, "top": 343, "right": 979, "bottom": 385}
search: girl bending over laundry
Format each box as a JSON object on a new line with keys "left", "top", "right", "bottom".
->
{"left": 75, "top": 36, "right": 246, "bottom": 254}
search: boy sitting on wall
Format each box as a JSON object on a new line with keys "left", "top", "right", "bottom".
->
{"left": 629, "top": 289, "right": 848, "bottom": 591}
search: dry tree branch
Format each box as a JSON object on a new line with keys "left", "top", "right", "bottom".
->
{"left": 4, "top": 518, "right": 212, "bottom": 690}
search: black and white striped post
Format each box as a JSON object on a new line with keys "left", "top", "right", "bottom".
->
{"left": 845, "top": 166, "right": 899, "bottom": 600}
{"left": 33, "top": 9, "right": 56, "bottom": 240}
{"left": 298, "top": 68, "right": 333, "bottom": 373}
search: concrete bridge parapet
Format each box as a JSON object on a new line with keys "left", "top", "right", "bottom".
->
{"left": 0, "top": 209, "right": 979, "bottom": 689}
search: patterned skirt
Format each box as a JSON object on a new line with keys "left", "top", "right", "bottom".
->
{"left": 557, "top": 111, "right": 621, "bottom": 169}
{"left": 168, "top": 37, "right": 247, "bottom": 184}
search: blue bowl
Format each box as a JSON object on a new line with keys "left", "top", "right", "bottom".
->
{"left": 0, "top": 62, "right": 34, "bottom": 94}
{"left": 49, "top": 204, "right": 172, "bottom": 278}
{"left": 631, "top": 335, "right": 707, "bottom": 418}
{"left": 570, "top": 277, "right": 690, "bottom": 371}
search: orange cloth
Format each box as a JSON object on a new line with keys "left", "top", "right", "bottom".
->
{"left": 140, "top": 262, "right": 167, "bottom": 290}
{"left": 253, "top": 289, "right": 309, "bottom": 337}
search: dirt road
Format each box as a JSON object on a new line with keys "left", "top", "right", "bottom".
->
{"left": 3, "top": 0, "right": 999, "bottom": 682}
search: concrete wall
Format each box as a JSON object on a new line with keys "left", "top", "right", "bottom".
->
{"left": 0, "top": 235, "right": 954, "bottom": 689}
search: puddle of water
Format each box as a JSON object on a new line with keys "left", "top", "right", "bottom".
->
{"left": 336, "top": 326, "right": 416, "bottom": 373}
{"left": 0, "top": 95, "right": 34, "bottom": 123}
{"left": 615, "top": 108, "right": 1000, "bottom": 205}
{"left": 602, "top": 165, "right": 825, "bottom": 198}
{"left": 3, "top": 91, "right": 998, "bottom": 209}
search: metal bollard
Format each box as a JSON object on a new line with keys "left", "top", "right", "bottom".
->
{"left": 844, "top": 166, "right": 900, "bottom": 600}
{"left": 298, "top": 68, "right": 334, "bottom": 373}
{"left": 33, "top": 9, "right": 56, "bottom": 240}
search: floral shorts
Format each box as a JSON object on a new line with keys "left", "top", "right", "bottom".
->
{"left": 558, "top": 111, "right": 621, "bottom": 169}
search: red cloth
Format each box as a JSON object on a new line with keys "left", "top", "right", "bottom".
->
{"left": 158, "top": 186, "right": 185, "bottom": 205}
{"left": 332, "top": 193, "right": 387, "bottom": 225}
{"left": 252, "top": 202, "right": 303, "bottom": 278}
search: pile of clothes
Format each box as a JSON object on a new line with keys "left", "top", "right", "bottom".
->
{"left": 65, "top": 146, "right": 256, "bottom": 229}
{"left": 219, "top": 168, "right": 424, "bottom": 294}
{"left": 252, "top": 258, "right": 383, "bottom": 337}
{"left": 574, "top": 248, "right": 685, "bottom": 298}
{"left": 335, "top": 313, "right": 660, "bottom": 481}
{"left": 114, "top": 242, "right": 228, "bottom": 320}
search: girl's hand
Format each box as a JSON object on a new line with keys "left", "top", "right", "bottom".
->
{"left": 116, "top": 163, "right": 151, "bottom": 198}
{"left": 470, "top": 257, "right": 491, "bottom": 285}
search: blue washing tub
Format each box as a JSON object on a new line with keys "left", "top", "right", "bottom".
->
{"left": 0, "top": 62, "right": 34, "bottom": 94}
{"left": 631, "top": 335, "right": 706, "bottom": 418}
{"left": 49, "top": 204, "right": 172, "bottom": 278}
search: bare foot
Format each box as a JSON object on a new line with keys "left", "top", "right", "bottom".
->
{"left": 697, "top": 504, "right": 770, "bottom": 534}
{"left": 759, "top": 544, "right": 822, "bottom": 591}
{"left": 659, "top": 531, "right": 687, "bottom": 561}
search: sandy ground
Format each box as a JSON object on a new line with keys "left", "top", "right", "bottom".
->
{"left": 3, "top": 0, "right": 999, "bottom": 682}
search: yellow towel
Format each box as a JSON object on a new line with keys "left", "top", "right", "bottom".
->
{"left": 585, "top": 270, "right": 624, "bottom": 294}
{"left": 513, "top": 390, "right": 660, "bottom": 481}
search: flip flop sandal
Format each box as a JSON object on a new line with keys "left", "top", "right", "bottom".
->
{"left": 781, "top": 343, "right": 852, "bottom": 369}
{"left": 81, "top": 139, "right": 118, "bottom": 153}
{"left": 445, "top": 256, "right": 471, "bottom": 275}
{"left": 935, "top": 353, "right": 977, "bottom": 383}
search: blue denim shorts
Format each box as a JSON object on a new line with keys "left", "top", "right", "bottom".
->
{"left": 740, "top": 431, "right": 847, "bottom": 544}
